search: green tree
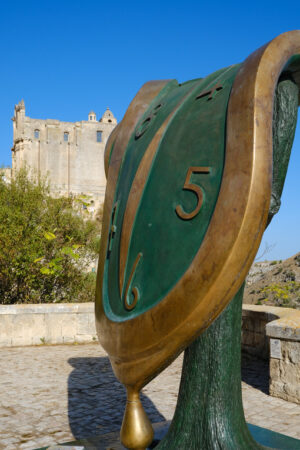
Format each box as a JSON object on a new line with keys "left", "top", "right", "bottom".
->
{"left": 0, "top": 169, "right": 100, "bottom": 304}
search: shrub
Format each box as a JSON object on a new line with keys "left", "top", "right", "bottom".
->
{"left": 0, "top": 169, "right": 100, "bottom": 304}
{"left": 261, "top": 281, "right": 300, "bottom": 308}
{"left": 294, "top": 255, "right": 300, "bottom": 267}
{"left": 282, "top": 270, "right": 296, "bottom": 282}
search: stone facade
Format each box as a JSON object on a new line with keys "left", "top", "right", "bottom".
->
{"left": 11, "top": 100, "right": 117, "bottom": 212}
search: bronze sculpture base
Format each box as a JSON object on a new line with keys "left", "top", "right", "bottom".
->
{"left": 37, "top": 421, "right": 300, "bottom": 450}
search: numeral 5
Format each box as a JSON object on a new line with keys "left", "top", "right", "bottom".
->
{"left": 176, "top": 166, "right": 210, "bottom": 220}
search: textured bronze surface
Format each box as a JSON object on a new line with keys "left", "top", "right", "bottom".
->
{"left": 196, "top": 81, "right": 223, "bottom": 100}
{"left": 95, "top": 31, "right": 300, "bottom": 450}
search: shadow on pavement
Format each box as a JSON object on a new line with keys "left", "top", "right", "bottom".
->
{"left": 241, "top": 353, "right": 269, "bottom": 395}
{"left": 67, "top": 356, "right": 166, "bottom": 440}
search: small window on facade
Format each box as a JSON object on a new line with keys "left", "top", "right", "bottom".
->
{"left": 34, "top": 129, "right": 40, "bottom": 139}
{"left": 108, "top": 119, "right": 112, "bottom": 123}
{"left": 64, "top": 132, "right": 69, "bottom": 142}
{"left": 97, "top": 131, "right": 102, "bottom": 142}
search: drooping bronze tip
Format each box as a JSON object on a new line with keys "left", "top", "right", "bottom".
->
{"left": 120, "top": 387, "right": 154, "bottom": 449}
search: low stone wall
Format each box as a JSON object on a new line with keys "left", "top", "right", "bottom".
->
{"left": 243, "top": 304, "right": 300, "bottom": 405}
{"left": 0, "top": 303, "right": 97, "bottom": 347}
{"left": 242, "top": 308, "right": 277, "bottom": 359}
{"left": 1, "top": 302, "right": 300, "bottom": 405}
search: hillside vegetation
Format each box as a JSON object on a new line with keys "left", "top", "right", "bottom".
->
{"left": 0, "top": 169, "right": 101, "bottom": 304}
{"left": 244, "top": 253, "right": 300, "bottom": 309}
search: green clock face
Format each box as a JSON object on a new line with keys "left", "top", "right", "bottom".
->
{"left": 103, "top": 64, "right": 241, "bottom": 322}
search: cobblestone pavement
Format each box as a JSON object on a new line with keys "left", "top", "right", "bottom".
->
{"left": 0, "top": 344, "right": 300, "bottom": 449}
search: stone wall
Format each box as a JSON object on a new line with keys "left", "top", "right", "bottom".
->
{"left": 0, "top": 303, "right": 97, "bottom": 347}
{"left": 242, "top": 308, "right": 277, "bottom": 359}
{"left": 243, "top": 304, "right": 300, "bottom": 405}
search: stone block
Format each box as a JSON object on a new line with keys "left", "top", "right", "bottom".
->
{"left": 11, "top": 336, "right": 33, "bottom": 347}
{"left": 53, "top": 335, "right": 64, "bottom": 345}
{"left": 283, "top": 364, "right": 299, "bottom": 385}
{"left": 254, "top": 332, "right": 264, "bottom": 346}
{"left": 243, "top": 317, "right": 255, "bottom": 332}
{"left": 242, "top": 330, "right": 254, "bottom": 346}
{"left": 44, "top": 313, "right": 63, "bottom": 342}
{"left": 75, "top": 335, "right": 94, "bottom": 344}
{"left": 77, "top": 313, "right": 91, "bottom": 335}
{"left": 287, "top": 341, "right": 300, "bottom": 364}
{"left": 284, "top": 383, "right": 298, "bottom": 399}
{"left": 61, "top": 313, "right": 77, "bottom": 339}
{"left": 0, "top": 335, "right": 12, "bottom": 347}
{"left": 258, "top": 320, "right": 267, "bottom": 334}
{"left": 270, "top": 338, "right": 282, "bottom": 359}
{"left": 63, "top": 335, "right": 75, "bottom": 344}
{"left": 31, "top": 336, "right": 46, "bottom": 346}
{"left": 11, "top": 314, "right": 46, "bottom": 345}
{"left": 269, "top": 358, "right": 280, "bottom": 382}
{"left": 88, "top": 313, "right": 96, "bottom": 334}
{"left": 269, "top": 340, "right": 300, "bottom": 404}
{"left": 270, "top": 380, "right": 285, "bottom": 397}
{"left": 0, "top": 315, "right": 14, "bottom": 346}
{"left": 266, "top": 320, "right": 300, "bottom": 341}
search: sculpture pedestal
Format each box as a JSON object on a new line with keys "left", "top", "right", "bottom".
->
{"left": 38, "top": 421, "right": 300, "bottom": 449}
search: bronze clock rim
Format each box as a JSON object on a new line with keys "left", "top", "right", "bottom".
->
{"left": 96, "top": 31, "right": 300, "bottom": 389}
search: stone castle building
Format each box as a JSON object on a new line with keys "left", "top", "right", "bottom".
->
{"left": 11, "top": 100, "right": 117, "bottom": 212}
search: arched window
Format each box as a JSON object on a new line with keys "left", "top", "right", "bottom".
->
{"left": 34, "top": 129, "right": 40, "bottom": 139}
{"left": 97, "top": 131, "right": 102, "bottom": 142}
{"left": 64, "top": 132, "right": 69, "bottom": 142}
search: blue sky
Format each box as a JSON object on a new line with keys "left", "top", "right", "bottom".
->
{"left": 0, "top": 0, "right": 300, "bottom": 260}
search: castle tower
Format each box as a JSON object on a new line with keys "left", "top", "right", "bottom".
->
{"left": 88, "top": 111, "right": 97, "bottom": 121}
{"left": 12, "top": 99, "right": 26, "bottom": 141}
{"left": 100, "top": 107, "right": 117, "bottom": 125}
{"left": 11, "top": 103, "right": 117, "bottom": 210}
{"left": 12, "top": 100, "right": 32, "bottom": 174}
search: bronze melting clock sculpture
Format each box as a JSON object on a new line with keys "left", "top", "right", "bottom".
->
{"left": 95, "top": 31, "right": 300, "bottom": 449}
